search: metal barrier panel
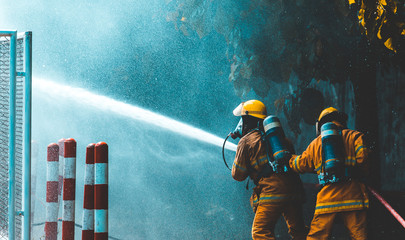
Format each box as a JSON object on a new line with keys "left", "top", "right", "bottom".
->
{"left": 0, "top": 30, "right": 32, "bottom": 240}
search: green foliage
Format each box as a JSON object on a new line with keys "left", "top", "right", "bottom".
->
{"left": 358, "top": 0, "right": 405, "bottom": 52}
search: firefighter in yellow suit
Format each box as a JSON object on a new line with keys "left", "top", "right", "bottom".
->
{"left": 231, "top": 100, "right": 308, "bottom": 240}
{"left": 289, "top": 107, "right": 370, "bottom": 240}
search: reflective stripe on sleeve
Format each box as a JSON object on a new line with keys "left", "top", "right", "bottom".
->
{"left": 293, "top": 156, "right": 303, "bottom": 173}
{"left": 233, "top": 162, "right": 247, "bottom": 172}
{"left": 355, "top": 145, "right": 365, "bottom": 155}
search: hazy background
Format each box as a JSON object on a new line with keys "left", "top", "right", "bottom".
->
{"left": 1, "top": 0, "right": 242, "bottom": 134}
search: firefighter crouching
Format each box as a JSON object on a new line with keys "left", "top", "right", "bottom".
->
{"left": 231, "top": 100, "right": 308, "bottom": 240}
{"left": 289, "top": 107, "right": 370, "bottom": 240}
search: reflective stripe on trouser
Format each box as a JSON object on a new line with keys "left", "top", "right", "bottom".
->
{"left": 307, "top": 210, "right": 367, "bottom": 240}
{"left": 252, "top": 203, "right": 307, "bottom": 240}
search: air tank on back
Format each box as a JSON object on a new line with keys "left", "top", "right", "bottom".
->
{"left": 263, "top": 115, "right": 291, "bottom": 173}
{"left": 319, "top": 122, "right": 345, "bottom": 185}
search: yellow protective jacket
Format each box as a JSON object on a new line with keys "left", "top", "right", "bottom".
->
{"left": 232, "top": 130, "right": 304, "bottom": 211}
{"left": 289, "top": 127, "right": 370, "bottom": 215}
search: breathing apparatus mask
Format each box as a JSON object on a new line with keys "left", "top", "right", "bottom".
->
{"left": 230, "top": 118, "right": 243, "bottom": 139}
{"left": 222, "top": 118, "right": 242, "bottom": 170}
{"left": 223, "top": 116, "right": 260, "bottom": 170}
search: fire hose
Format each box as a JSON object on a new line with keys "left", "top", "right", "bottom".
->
{"left": 368, "top": 186, "right": 405, "bottom": 228}
{"left": 222, "top": 133, "right": 232, "bottom": 171}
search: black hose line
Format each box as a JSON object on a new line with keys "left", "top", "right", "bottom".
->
{"left": 222, "top": 133, "right": 232, "bottom": 171}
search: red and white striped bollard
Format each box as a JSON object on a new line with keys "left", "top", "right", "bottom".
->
{"left": 82, "top": 144, "right": 95, "bottom": 240}
{"left": 45, "top": 143, "right": 59, "bottom": 240}
{"left": 58, "top": 138, "right": 65, "bottom": 203}
{"left": 57, "top": 138, "right": 65, "bottom": 230}
{"left": 94, "top": 142, "right": 108, "bottom": 240}
{"left": 62, "top": 138, "right": 76, "bottom": 240}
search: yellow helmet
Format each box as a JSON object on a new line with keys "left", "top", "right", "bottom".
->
{"left": 233, "top": 100, "right": 267, "bottom": 119}
{"left": 316, "top": 107, "right": 348, "bottom": 136}
{"left": 318, "top": 107, "right": 339, "bottom": 122}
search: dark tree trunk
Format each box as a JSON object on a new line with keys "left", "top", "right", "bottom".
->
{"left": 352, "top": 40, "right": 380, "bottom": 189}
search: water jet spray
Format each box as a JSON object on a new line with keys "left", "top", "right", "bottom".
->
{"left": 34, "top": 78, "right": 237, "bottom": 152}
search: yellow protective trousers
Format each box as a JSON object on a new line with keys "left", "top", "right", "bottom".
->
{"left": 252, "top": 203, "right": 308, "bottom": 240}
{"left": 307, "top": 210, "right": 367, "bottom": 240}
